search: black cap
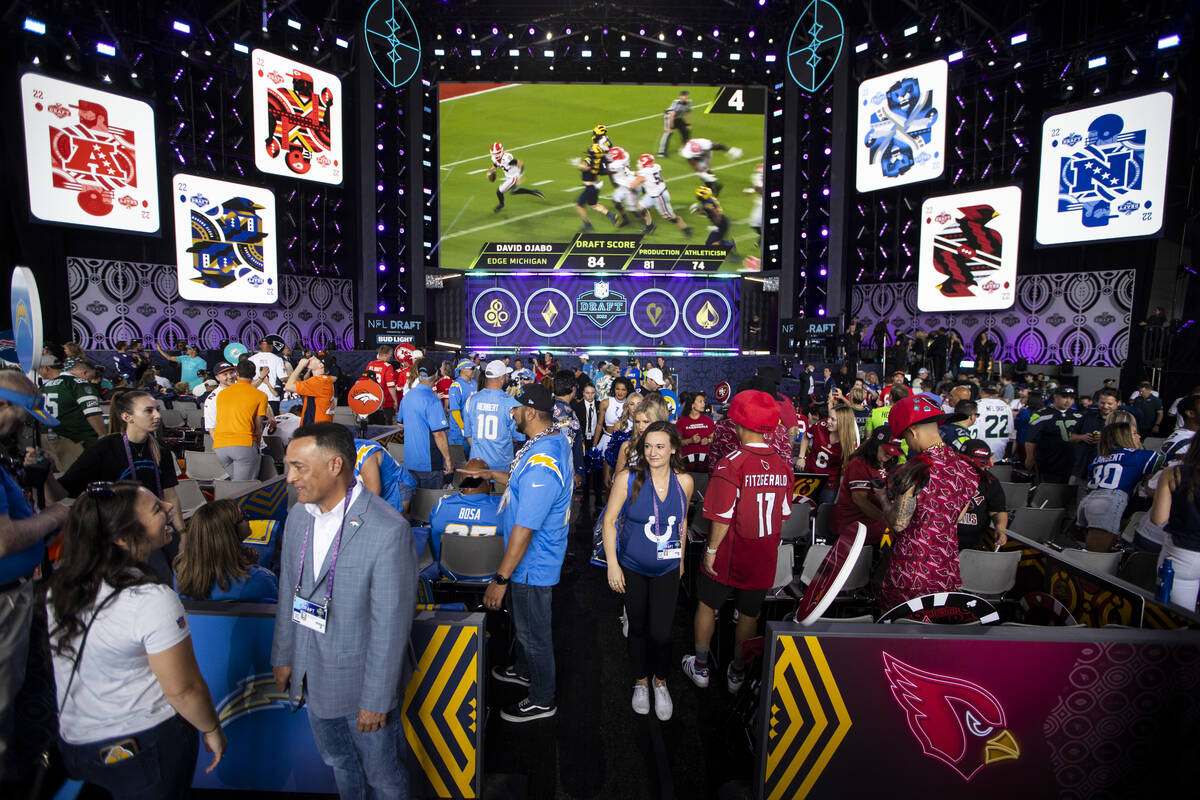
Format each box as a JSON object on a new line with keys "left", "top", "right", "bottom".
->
{"left": 1053, "top": 385, "right": 1077, "bottom": 397}
{"left": 515, "top": 384, "right": 554, "bottom": 413}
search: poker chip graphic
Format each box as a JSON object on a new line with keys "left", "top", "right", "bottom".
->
{"left": 879, "top": 592, "right": 999, "bottom": 625}
{"left": 1019, "top": 591, "right": 1078, "bottom": 626}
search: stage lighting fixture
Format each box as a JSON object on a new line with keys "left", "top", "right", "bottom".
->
{"left": 24, "top": 17, "right": 46, "bottom": 35}
{"left": 764, "top": 54, "right": 776, "bottom": 62}
{"left": 676, "top": 28, "right": 683, "bottom": 37}
{"left": 287, "top": 19, "right": 302, "bottom": 30}
{"left": 101, "top": 74, "right": 111, "bottom": 83}
{"left": 620, "top": 50, "right": 631, "bottom": 57}
{"left": 691, "top": 51, "right": 702, "bottom": 59}
{"left": 543, "top": 49, "right": 553, "bottom": 57}
{"left": 904, "top": 25, "right": 918, "bottom": 37}
{"left": 855, "top": 42, "right": 868, "bottom": 53}
{"left": 581, "top": 49, "right": 591, "bottom": 57}
{"left": 433, "top": 48, "right": 444, "bottom": 55}
{"left": 656, "top": 51, "right": 666, "bottom": 59}
{"left": 95, "top": 42, "right": 116, "bottom": 56}
{"left": 378, "top": 303, "right": 387, "bottom": 312}
{"left": 730, "top": 52, "right": 740, "bottom": 60}
{"left": 713, "top": 29, "right": 720, "bottom": 37}
{"left": 881, "top": 52, "right": 889, "bottom": 60}
{"left": 528, "top": 27, "right": 535, "bottom": 35}
{"left": 1088, "top": 55, "right": 1107, "bottom": 68}
{"left": 1011, "top": 32, "right": 1028, "bottom": 45}
{"left": 470, "top": 48, "right": 481, "bottom": 56}
{"left": 233, "top": 42, "right": 248, "bottom": 53}
{"left": 1158, "top": 34, "right": 1180, "bottom": 50}
{"left": 336, "top": 37, "right": 349, "bottom": 48}
{"left": 509, "top": 48, "right": 519, "bottom": 56}
{"left": 748, "top": 30, "right": 756, "bottom": 39}
{"left": 545, "top": 33, "right": 552, "bottom": 40}
{"left": 948, "top": 50, "right": 963, "bottom": 62}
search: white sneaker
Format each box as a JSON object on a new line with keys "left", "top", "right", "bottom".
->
{"left": 620, "top": 609, "right": 629, "bottom": 638}
{"left": 632, "top": 684, "right": 650, "bottom": 715}
{"left": 727, "top": 663, "right": 746, "bottom": 695}
{"left": 653, "top": 683, "right": 673, "bottom": 721}
{"left": 681, "top": 655, "right": 710, "bottom": 688}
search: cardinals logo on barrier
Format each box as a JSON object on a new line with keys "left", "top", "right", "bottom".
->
{"left": 882, "top": 652, "right": 1020, "bottom": 781}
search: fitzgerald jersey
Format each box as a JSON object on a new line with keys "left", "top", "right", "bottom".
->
{"left": 1085, "top": 448, "right": 1162, "bottom": 495}
{"left": 702, "top": 442, "right": 794, "bottom": 590}
{"left": 40, "top": 376, "right": 102, "bottom": 444}
{"left": 970, "top": 398, "right": 1014, "bottom": 462}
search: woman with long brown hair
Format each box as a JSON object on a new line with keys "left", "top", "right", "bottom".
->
{"left": 174, "top": 500, "right": 278, "bottom": 602}
{"left": 47, "top": 481, "right": 226, "bottom": 797}
{"left": 602, "top": 421, "right": 694, "bottom": 720}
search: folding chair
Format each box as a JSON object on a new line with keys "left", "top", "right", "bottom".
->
{"left": 1060, "top": 548, "right": 1123, "bottom": 576}
{"left": 798, "top": 544, "right": 832, "bottom": 586}
{"left": 184, "top": 451, "right": 228, "bottom": 481}
{"left": 989, "top": 464, "right": 1014, "bottom": 482}
{"left": 440, "top": 534, "right": 506, "bottom": 582}
{"left": 160, "top": 408, "right": 185, "bottom": 428}
{"left": 958, "top": 549, "right": 1022, "bottom": 598}
{"left": 175, "top": 479, "right": 206, "bottom": 518}
{"left": 1029, "top": 483, "right": 1073, "bottom": 509}
{"left": 409, "top": 488, "right": 453, "bottom": 524}
{"left": 781, "top": 503, "right": 812, "bottom": 542}
{"left": 386, "top": 442, "right": 405, "bottom": 463}
{"left": 257, "top": 455, "right": 279, "bottom": 481}
{"left": 212, "top": 480, "right": 263, "bottom": 500}
{"left": 999, "top": 481, "right": 1031, "bottom": 511}
{"left": 812, "top": 502, "right": 834, "bottom": 544}
{"left": 1008, "top": 506, "right": 1066, "bottom": 543}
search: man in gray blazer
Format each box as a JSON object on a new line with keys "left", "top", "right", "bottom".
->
{"left": 272, "top": 422, "right": 417, "bottom": 799}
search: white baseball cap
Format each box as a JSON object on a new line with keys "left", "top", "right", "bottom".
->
{"left": 484, "top": 359, "right": 513, "bottom": 379}
{"left": 644, "top": 368, "right": 666, "bottom": 385}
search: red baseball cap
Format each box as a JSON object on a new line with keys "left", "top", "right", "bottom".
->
{"left": 960, "top": 438, "right": 994, "bottom": 468}
{"left": 727, "top": 390, "right": 780, "bottom": 433}
{"left": 888, "top": 394, "right": 965, "bottom": 436}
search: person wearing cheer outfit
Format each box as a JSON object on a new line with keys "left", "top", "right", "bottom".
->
{"left": 603, "top": 422, "right": 694, "bottom": 720}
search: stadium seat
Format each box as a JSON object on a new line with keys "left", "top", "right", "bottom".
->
{"left": 176, "top": 404, "right": 201, "bottom": 429}
{"left": 999, "top": 481, "right": 1031, "bottom": 510}
{"left": 257, "top": 455, "right": 279, "bottom": 481}
{"left": 838, "top": 545, "right": 873, "bottom": 595}
{"left": 440, "top": 534, "right": 506, "bottom": 581}
{"left": 386, "top": 442, "right": 405, "bottom": 463}
{"left": 1029, "top": 482, "right": 1073, "bottom": 509}
{"left": 798, "top": 543, "right": 831, "bottom": 585}
{"left": 332, "top": 408, "right": 357, "bottom": 425}
{"left": 175, "top": 479, "right": 206, "bottom": 518}
{"left": 262, "top": 435, "right": 286, "bottom": 464}
{"left": 185, "top": 451, "right": 228, "bottom": 481}
{"left": 409, "top": 488, "right": 454, "bottom": 524}
{"left": 1121, "top": 511, "right": 1146, "bottom": 544}
{"left": 690, "top": 472, "right": 710, "bottom": 500}
{"left": 1060, "top": 548, "right": 1123, "bottom": 576}
{"left": 813, "top": 502, "right": 834, "bottom": 543}
{"left": 958, "top": 549, "right": 1021, "bottom": 598}
{"left": 160, "top": 408, "right": 185, "bottom": 428}
{"left": 769, "top": 542, "right": 795, "bottom": 593}
{"left": 1008, "top": 506, "right": 1065, "bottom": 543}
{"left": 781, "top": 502, "right": 811, "bottom": 541}
{"left": 212, "top": 480, "right": 263, "bottom": 500}
{"left": 990, "top": 464, "right": 1014, "bottom": 482}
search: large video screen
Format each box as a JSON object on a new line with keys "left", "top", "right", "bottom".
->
{"left": 438, "top": 83, "right": 766, "bottom": 272}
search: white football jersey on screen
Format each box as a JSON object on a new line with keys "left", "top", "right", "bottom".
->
{"left": 636, "top": 164, "right": 667, "bottom": 197}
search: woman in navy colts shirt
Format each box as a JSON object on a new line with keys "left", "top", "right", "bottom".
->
{"left": 602, "top": 421, "right": 694, "bottom": 721}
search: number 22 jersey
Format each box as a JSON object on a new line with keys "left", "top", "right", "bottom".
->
{"left": 702, "top": 442, "right": 794, "bottom": 590}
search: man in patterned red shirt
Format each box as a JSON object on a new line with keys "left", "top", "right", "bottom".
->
{"left": 682, "top": 390, "right": 793, "bottom": 695}
{"left": 364, "top": 345, "right": 400, "bottom": 424}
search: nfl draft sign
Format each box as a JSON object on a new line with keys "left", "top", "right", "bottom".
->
{"left": 1035, "top": 92, "right": 1173, "bottom": 245}
{"left": 173, "top": 174, "right": 278, "bottom": 304}
{"left": 252, "top": 50, "right": 343, "bottom": 185}
{"left": 918, "top": 186, "right": 1021, "bottom": 312}
{"left": 20, "top": 73, "right": 159, "bottom": 233}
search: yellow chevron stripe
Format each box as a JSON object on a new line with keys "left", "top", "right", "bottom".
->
{"left": 766, "top": 636, "right": 810, "bottom": 800}
{"left": 794, "top": 637, "right": 852, "bottom": 798}
{"left": 420, "top": 629, "right": 472, "bottom": 797}
{"left": 404, "top": 626, "right": 451, "bottom": 796}
{"left": 443, "top": 648, "right": 478, "bottom": 796}
{"left": 773, "top": 638, "right": 829, "bottom": 800}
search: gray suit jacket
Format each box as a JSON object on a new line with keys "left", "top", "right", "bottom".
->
{"left": 271, "top": 486, "right": 417, "bottom": 719}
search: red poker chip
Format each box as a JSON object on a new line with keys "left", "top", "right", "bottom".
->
{"left": 879, "top": 592, "right": 1000, "bottom": 625}
{"left": 1019, "top": 591, "right": 1077, "bottom": 626}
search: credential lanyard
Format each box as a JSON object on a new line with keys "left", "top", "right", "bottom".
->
{"left": 123, "top": 434, "right": 162, "bottom": 498}
{"left": 294, "top": 485, "right": 356, "bottom": 605}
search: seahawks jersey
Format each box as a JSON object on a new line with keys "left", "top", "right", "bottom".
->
{"left": 698, "top": 195, "right": 724, "bottom": 223}
{"left": 492, "top": 151, "right": 520, "bottom": 177}
{"left": 40, "top": 376, "right": 102, "bottom": 444}
{"left": 970, "top": 398, "right": 1015, "bottom": 463}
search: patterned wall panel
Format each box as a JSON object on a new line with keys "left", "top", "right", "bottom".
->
{"left": 67, "top": 257, "right": 355, "bottom": 350}
{"left": 851, "top": 270, "right": 1134, "bottom": 367}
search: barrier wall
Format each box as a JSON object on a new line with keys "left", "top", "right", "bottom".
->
{"left": 187, "top": 605, "right": 485, "bottom": 797}
{"left": 757, "top": 622, "right": 1200, "bottom": 799}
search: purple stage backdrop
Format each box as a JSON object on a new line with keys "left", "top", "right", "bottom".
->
{"left": 852, "top": 270, "right": 1134, "bottom": 367}
{"left": 67, "top": 257, "right": 355, "bottom": 350}
{"left": 466, "top": 274, "right": 741, "bottom": 353}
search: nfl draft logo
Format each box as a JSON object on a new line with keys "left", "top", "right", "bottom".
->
{"left": 576, "top": 281, "right": 627, "bottom": 328}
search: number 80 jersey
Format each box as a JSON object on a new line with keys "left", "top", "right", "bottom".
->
{"left": 701, "top": 442, "right": 794, "bottom": 590}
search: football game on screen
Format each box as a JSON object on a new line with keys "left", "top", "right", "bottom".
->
{"left": 437, "top": 83, "right": 767, "bottom": 272}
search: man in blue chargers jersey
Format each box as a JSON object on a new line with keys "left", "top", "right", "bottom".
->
{"left": 447, "top": 359, "right": 477, "bottom": 465}
{"left": 398, "top": 358, "right": 453, "bottom": 489}
{"left": 463, "top": 361, "right": 521, "bottom": 472}
{"left": 471, "top": 385, "right": 572, "bottom": 724}
{"left": 354, "top": 438, "right": 417, "bottom": 515}
{"left": 429, "top": 458, "right": 503, "bottom": 575}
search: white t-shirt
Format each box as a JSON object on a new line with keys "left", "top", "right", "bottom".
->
{"left": 203, "top": 384, "right": 225, "bottom": 431}
{"left": 50, "top": 582, "right": 191, "bottom": 745}
{"left": 271, "top": 412, "right": 302, "bottom": 445}
{"left": 971, "top": 397, "right": 1015, "bottom": 462}
{"left": 248, "top": 351, "right": 289, "bottom": 401}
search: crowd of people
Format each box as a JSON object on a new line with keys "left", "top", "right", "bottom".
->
{"left": 1, "top": 333, "right": 1198, "bottom": 798}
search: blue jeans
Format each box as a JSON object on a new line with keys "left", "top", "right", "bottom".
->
{"left": 308, "top": 707, "right": 408, "bottom": 800}
{"left": 509, "top": 582, "right": 556, "bottom": 705}
{"left": 412, "top": 470, "right": 446, "bottom": 490}
{"left": 58, "top": 714, "right": 198, "bottom": 800}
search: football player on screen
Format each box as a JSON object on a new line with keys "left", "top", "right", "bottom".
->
{"left": 487, "top": 142, "right": 545, "bottom": 213}
{"left": 746, "top": 163, "right": 764, "bottom": 248}
{"left": 694, "top": 186, "right": 734, "bottom": 250}
{"left": 629, "top": 154, "right": 692, "bottom": 237}
{"left": 592, "top": 124, "right": 614, "bottom": 153}
{"left": 681, "top": 137, "right": 742, "bottom": 196}
{"left": 606, "top": 146, "right": 641, "bottom": 229}
{"left": 574, "top": 143, "right": 619, "bottom": 232}
{"left": 658, "top": 90, "right": 693, "bottom": 157}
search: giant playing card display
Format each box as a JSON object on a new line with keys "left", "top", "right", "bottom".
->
{"left": 1035, "top": 92, "right": 1173, "bottom": 245}
{"left": 173, "top": 174, "right": 277, "bottom": 304}
{"left": 918, "top": 186, "right": 1021, "bottom": 312}
{"left": 252, "top": 49, "right": 342, "bottom": 184}
{"left": 20, "top": 73, "right": 159, "bottom": 233}
{"left": 856, "top": 59, "right": 947, "bottom": 192}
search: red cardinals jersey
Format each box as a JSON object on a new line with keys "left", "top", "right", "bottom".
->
{"left": 365, "top": 359, "right": 398, "bottom": 408}
{"left": 676, "top": 414, "right": 716, "bottom": 471}
{"left": 435, "top": 377, "right": 452, "bottom": 403}
{"left": 702, "top": 442, "right": 794, "bottom": 590}
{"left": 803, "top": 418, "right": 843, "bottom": 481}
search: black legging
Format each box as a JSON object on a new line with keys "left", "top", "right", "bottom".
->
{"left": 623, "top": 568, "right": 680, "bottom": 681}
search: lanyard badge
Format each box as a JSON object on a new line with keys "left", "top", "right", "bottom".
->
{"left": 291, "top": 485, "right": 355, "bottom": 634}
